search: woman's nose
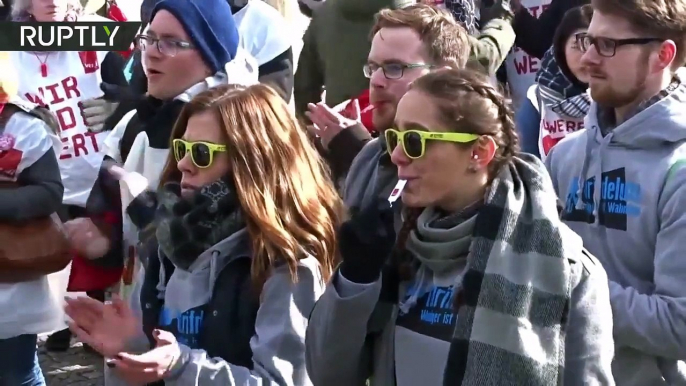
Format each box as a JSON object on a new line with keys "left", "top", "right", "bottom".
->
{"left": 176, "top": 153, "right": 195, "bottom": 173}
{"left": 389, "top": 143, "right": 411, "bottom": 166}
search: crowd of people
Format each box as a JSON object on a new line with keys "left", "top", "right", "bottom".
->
{"left": 0, "top": 0, "right": 685, "bottom": 385}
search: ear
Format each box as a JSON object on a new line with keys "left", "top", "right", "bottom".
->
{"left": 656, "top": 39, "right": 677, "bottom": 71}
{"left": 470, "top": 136, "right": 497, "bottom": 171}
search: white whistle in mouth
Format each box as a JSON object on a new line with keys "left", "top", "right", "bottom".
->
{"left": 388, "top": 179, "right": 407, "bottom": 207}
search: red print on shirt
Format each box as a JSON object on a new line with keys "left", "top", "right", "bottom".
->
{"left": 78, "top": 51, "right": 100, "bottom": 74}
{"left": 541, "top": 119, "right": 585, "bottom": 155}
{"left": 0, "top": 133, "right": 22, "bottom": 179}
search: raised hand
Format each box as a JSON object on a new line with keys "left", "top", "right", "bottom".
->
{"left": 338, "top": 199, "right": 397, "bottom": 283}
{"left": 306, "top": 100, "right": 361, "bottom": 148}
{"left": 65, "top": 295, "right": 141, "bottom": 358}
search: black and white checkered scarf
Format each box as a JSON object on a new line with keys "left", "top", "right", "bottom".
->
{"left": 443, "top": 154, "right": 580, "bottom": 385}
{"left": 445, "top": 0, "right": 477, "bottom": 35}
{"left": 536, "top": 49, "right": 591, "bottom": 119}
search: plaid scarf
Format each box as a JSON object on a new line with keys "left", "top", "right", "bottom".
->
{"left": 155, "top": 178, "right": 245, "bottom": 271}
{"left": 536, "top": 49, "right": 591, "bottom": 119}
{"left": 443, "top": 154, "right": 580, "bottom": 385}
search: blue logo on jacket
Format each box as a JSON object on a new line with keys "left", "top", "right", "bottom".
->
{"left": 159, "top": 305, "right": 205, "bottom": 348}
{"left": 396, "top": 283, "right": 457, "bottom": 342}
{"left": 562, "top": 167, "right": 641, "bottom": 231}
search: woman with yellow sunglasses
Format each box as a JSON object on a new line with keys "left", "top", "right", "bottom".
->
{"left": 65, "top": 84, "right": 345, "bottom": 385}
{"left": 306, "top": 69, "right": 615, "bottom": 385}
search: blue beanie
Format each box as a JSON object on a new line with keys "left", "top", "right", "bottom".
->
{"left": 151, "top": 0, "right": 240, "bottom": 74}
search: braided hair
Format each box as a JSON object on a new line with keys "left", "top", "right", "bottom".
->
{"left": 385, "top": 69, "right": 520, "bottom": 289}
{"left": 410, "top": 68, "right": 519, "bottom": 178}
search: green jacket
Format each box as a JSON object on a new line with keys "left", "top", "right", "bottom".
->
{"left": 294, "top": 0, "right": 415, "bottom": 116}
{"left": 468, "top": 18, "right": 516, "bottom": 75}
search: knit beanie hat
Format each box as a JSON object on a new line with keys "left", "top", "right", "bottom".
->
{"left": 151, "top": 0, "right": 240, "bottom": 74}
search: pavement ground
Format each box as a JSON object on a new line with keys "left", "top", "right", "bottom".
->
{"left": 38, "top": 334, "right": 105, "bottom": 386}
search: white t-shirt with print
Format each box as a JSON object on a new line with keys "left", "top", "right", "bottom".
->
{"left": 11, "top": 49, "right": 110, "bottom": 207}
{"left": 504, "top": 0, "right": 552, "bottom": 110}
{"left": 0, "top": 110, "right": 63, "bottom": 339}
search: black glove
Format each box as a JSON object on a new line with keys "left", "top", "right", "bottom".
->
{"left": 100, "top": 82, "right": 138, "bottom": 103}
{"left": 126, "top": 190, "right": 158, "bottom": 230}
{"left": 339, "top": 200, "right": 396, "bottom": 284}
{"left": 480, "top": 0, "right": 515, "bottom": 26}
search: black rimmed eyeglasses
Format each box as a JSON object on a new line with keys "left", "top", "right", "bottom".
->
{"left": 575, "top": 32, "right": 663, "bottom": 58}
{"left": 363, "top": 62, "right": 434, "bottom": 80}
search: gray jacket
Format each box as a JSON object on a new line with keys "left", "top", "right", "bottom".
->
{"left": 105, "top": 231, "right": 325, "bottom": 385}
{"left": 305, "top": 253, "right": 615, "bottom": 385}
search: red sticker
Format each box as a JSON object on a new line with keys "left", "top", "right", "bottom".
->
{"left": 0, "top": 148, "right": 22, "bottom": 178}
{"left": 0, "top": 133, "right": 15, "bottom": 151}
{"left": 78, "top": 51, "right": 100, "bottom": 74}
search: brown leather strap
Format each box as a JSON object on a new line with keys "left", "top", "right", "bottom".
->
{"left": 0, "top": 103, "right": 19, "bottom": 129}
{"left": 0, "top": 103, "right": 60, "bottom": 134}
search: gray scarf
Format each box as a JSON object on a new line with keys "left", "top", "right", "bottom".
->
{"left": 406, "top": 207, "right": 477, "bottom": 274}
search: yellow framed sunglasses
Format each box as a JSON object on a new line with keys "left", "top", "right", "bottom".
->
{"left": 172, "top": 139, "right": 226, "bottom": 168}
{"left": 384, "top": 129, "right": 480, "bottom": 159}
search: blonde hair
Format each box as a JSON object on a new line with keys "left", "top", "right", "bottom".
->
{"left": 11, "top": 0, "right": 82, "bottom": 19}
{"left": 160, "top": 84, "right": 345, "bottom": 288}
{"left": 0, "top": 52, "right": 18, "bottom": 102}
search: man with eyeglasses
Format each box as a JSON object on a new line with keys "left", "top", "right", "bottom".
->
{"left": 302, "top": 2, "right": 515, "bottom": 187}
{"left": 62, "top": 0, "right": 259, "bottom": 327}
{"left": 545, "top": 0, "right": 686, "bottom": 384}
{"left": 327, "top": 4, "right": 471, "bottom": 209}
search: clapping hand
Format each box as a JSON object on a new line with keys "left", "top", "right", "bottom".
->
{"left": 64, "top": 218, "right": 110, "bottom": 259}
{"left": 65, "top": 295, "right": 140, "bottom": 357}
{"left": 108, "top": 329, "right": 181, "bottom": 385}
{"left": 66, "top": 296, "right": 182, "bottom": 384}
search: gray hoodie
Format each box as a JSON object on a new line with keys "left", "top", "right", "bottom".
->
{"left": 105, "top": 229, "right": 325, "bottom": 385}
{"left": 545, "top": 71, "right": 686, "bottom": 385}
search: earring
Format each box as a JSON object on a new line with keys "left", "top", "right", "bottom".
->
{"left": 468, "top": 154, "right": 478, "bottom": 173}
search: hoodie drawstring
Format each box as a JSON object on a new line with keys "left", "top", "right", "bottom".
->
{"left": 156, "top": 246, "right": 167, "bottom": 300}
{"left": 208, "top": 250, "right": 220, "bottom": 300}
{"left": 574, "top": 126, "right": 612, "bottom": 224}
{"left": 591, "top": 134, "right": 613, "bottom": 220}
{"left": 574, "top": 127, "right": 594, "bottom": 211}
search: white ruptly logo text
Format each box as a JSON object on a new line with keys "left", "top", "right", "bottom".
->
{"left": 19, "top": 25, "right": 119, "bottom": 48}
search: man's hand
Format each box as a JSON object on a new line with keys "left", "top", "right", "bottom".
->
{"left": 481, "top": 0, "right": 517, "bottom": 24}
{"left": 306, "top": 100, "right": 361, "bottom": 149}
{"left": 65, "top": 218, "right": 110, "bottom": 259}
{"left": 510, "top": 0, "right": 523, "bottom": 13}
{"left": 80, "top": 97, "right": 118, "bottom": 133}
